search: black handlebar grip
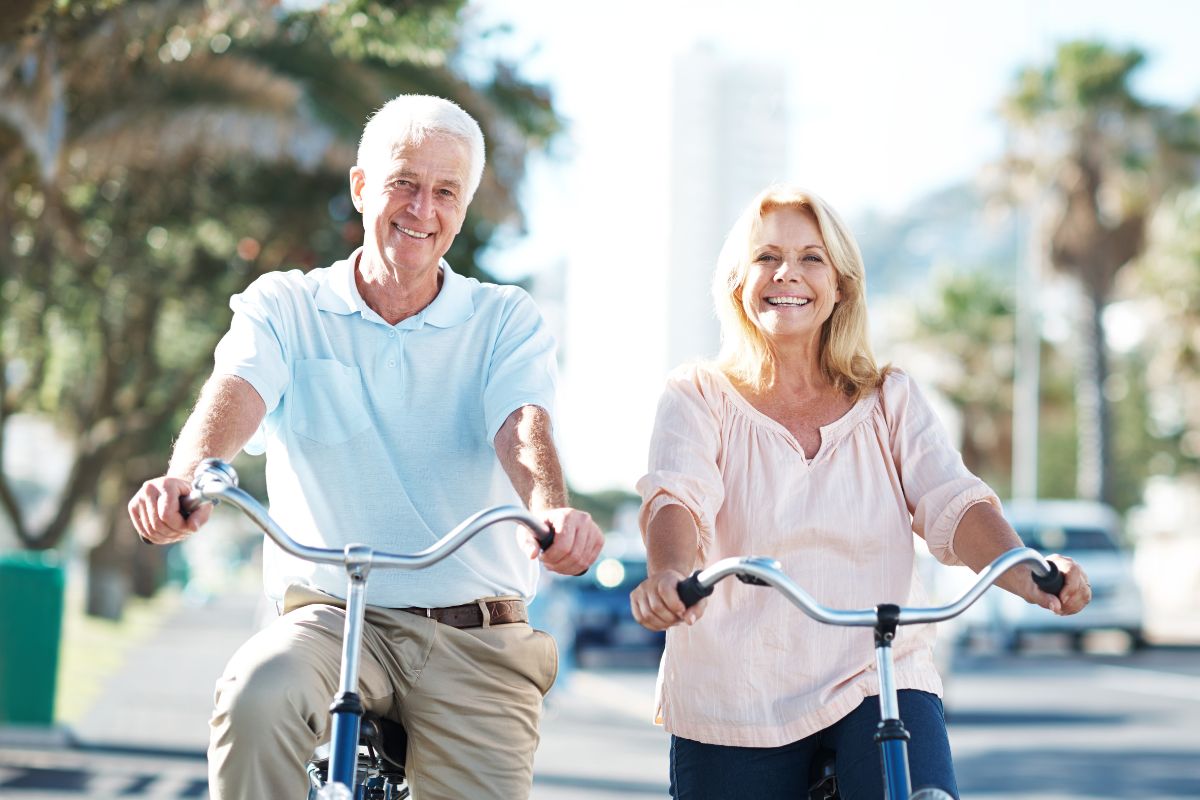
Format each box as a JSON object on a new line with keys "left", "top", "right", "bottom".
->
{"left": 535, "top": 522, "right": 555, "bottom": 551}
{"left": 677, "top": 571, "right": 715, "bottom": 608}
{"left": 179, "top": 491, "right": 204, "bottom": 520}
{"left": 1032, "top": 561, "right": 1065, "bottom": 596}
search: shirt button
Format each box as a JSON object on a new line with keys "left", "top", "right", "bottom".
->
{"left": 387, "top": 330, "right": 396, "bottom": 338}
{"left": 388, "top": 359, "right": 397, "bottom": 368}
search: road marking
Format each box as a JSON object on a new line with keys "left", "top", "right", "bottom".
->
{"left": 1094, "top": 665, "right": 1200, "bottom": 702}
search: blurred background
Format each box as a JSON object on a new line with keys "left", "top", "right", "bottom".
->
{"left": 1, "top": 0, "right": 1198, "bottom": 797}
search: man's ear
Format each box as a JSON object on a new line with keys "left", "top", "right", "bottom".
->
{"left": 349, "top": 166, "right": 366, "bottom": 213}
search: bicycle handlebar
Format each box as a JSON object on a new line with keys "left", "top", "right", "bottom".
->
{"left": 179, "top": 458, "right": 556, "bottom": 568}
{"left": 676, "top": 546, "right": 1063, "bottom": 626}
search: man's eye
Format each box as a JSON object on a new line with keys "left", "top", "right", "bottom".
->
{"left": 437, "top": 188, "right": 456, "bottom": 198}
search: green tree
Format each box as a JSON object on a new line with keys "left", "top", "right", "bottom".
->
{"left": 1000, "top": 40, "right": 1200, "bottom": 505}
{"left": 910, "top": 268, "right": 1082, "bottom": 502}
{"left": 912, "top": 269, "right": 1017, "bottom": 493}
{"left": 1, "top": 0, "right": 561, "bottom": 615}
{"left": 1124, "top": 189, "right": 1200, "bottom": 476}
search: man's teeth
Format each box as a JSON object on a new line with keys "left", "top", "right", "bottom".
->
{"left": 766, "top": 297, "right": 810, "bottom": 306}
{"left": 397, "top": 226, "right": 431, "bottom": 239}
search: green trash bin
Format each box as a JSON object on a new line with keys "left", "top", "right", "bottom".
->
{"left": 0, "top": 550, "right": 65, "bottom": 725}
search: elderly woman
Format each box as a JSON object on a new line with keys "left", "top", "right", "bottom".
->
{"left": 630, "top": 185, "right": 1091, "bottom": 799}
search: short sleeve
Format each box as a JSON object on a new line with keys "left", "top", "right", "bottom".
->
{"left": 882, "top": 371, "right": 1000, "bottom": 566}
{"left": 212, "top": 276, "right": 292, "bottom": 454}
{"left": 635, "top": 371, "right": 726, "bottom": 558}
{"left": 482, "top": 289, "right": 557, "bottom": 443}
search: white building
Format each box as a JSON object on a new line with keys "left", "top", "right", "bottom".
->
{"left": 557, "top": 44, "right": 787, "bottom": 492}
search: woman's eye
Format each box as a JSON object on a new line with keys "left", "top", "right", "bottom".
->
{"left": 755, "top": 253, "right": 777, "bottom": 263}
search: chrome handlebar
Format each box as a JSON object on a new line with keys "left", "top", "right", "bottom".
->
{"left": 678, "top": 547, "right": 1059, "bottom": 626}
{"left": 182, "top": 458, "right": 554, "bottom": 569}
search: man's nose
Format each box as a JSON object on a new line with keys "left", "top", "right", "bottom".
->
{"left": 407, "top": 186, "right": 436, "bottom": 219}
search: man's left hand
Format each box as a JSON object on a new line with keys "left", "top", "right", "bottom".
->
{"left": 521, "top": 508, "right": 604, "bottom": 576}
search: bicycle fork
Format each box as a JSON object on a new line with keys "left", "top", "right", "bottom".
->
{"left": 327, "top": 545, "right": 375, "bottom": 792}
{"left": 872, "top": 604, "right": 911, "bottom": 800}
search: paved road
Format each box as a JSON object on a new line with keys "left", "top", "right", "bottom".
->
{"left": 946, "top": 645, "right": 1200, "bottom": 799}
{"left": 2, "top": 601, "right": 1197, "bottom": 799}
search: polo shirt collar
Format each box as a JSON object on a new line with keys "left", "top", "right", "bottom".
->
{"left": 313, "top": 248, "right": 475, "bottom": 329}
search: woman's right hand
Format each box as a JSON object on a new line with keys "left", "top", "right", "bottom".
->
{"left": 631, "top": 569, "right": 706, "bottom": 631}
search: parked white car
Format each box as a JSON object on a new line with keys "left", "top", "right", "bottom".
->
{"left": 958, "top": 499, "right": 1145, "bottom": 651}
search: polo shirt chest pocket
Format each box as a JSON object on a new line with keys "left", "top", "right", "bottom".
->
{"left": 289, "top": 359, "right": 372, "bottom": 446}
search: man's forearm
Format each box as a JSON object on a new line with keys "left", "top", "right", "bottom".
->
{"left": 494, "top": 405, "right": 568, "bottom": 511}
{"left": 167, "top": 374, "right": 267, "bottom": 480}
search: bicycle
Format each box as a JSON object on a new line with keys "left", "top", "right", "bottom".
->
{"left": 675, "top": 547, "right": 1065, "bottom": 800}
{"left": 178, "top": 458, "right": 558, "bottom": 800}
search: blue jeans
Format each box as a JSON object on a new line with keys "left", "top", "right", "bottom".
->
{"left": 670, "top": 690, "right": 958, "bottom": 799}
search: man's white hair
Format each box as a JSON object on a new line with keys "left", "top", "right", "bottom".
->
{"left": 357, "top": 95, "right": 486, "bottom": 202}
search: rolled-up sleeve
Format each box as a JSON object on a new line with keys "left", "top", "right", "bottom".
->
{"left": 636, "top": 373, "right": 725, "bottom": 558}
{"left": 884, "top": 371, "right": 1000, "bottom": 566}
{"left": 212, "top": 276, "right": 292, "bottom": 455}
{"left": 483, "top": 290, "right": 557, "bottom": 444}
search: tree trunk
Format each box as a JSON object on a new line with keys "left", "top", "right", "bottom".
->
{"left": 85, "top": 518, "right": 130, "bottom": 621}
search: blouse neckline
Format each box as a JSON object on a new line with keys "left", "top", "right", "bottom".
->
{"left": 707, "top": 366, "right": 878, "bottom": 463}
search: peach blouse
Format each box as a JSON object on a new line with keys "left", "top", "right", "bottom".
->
{"left": 636, "top": 365, "right": 998, "bottom": 747}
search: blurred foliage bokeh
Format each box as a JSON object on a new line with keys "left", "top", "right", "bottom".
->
{"left": 1, "top": 0, "right": 561, "bottom": 614}
{"left": 997, "top": 39, "right": 1200, "bottom": 506}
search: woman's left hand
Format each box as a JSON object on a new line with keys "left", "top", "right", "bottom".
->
{"left": 1030, "top": 555, "right": 1091, "bottom": 615}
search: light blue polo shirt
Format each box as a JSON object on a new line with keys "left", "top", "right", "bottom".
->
{"left": 212, "top": 249, "right": 557, "bottom": 608}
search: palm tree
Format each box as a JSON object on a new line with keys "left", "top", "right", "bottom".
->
{"left": 999, "top": 40, "right": 1199, "bottom": 504}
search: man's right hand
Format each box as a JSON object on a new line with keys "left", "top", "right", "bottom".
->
{"left": 128, "top": 476, "right": 211, "bottom": 544}
{"left": 630, "top": 569, "right": 706, "bottom": 631}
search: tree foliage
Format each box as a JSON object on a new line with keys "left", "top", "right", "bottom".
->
{"left": 999, "top": 39, "right": 1200, "bottom": 504}
{"left": 0, "top": 0, "right": 562, "bottom": 562}
{"left": 1124, "top": 190, "right": 1200, "bottom": 477}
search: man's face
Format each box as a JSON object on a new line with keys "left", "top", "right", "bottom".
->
{"left": 350, "top": 134, "right": 472, "bottom": 277}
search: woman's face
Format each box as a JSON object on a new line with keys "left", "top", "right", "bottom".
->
{"left": 739, "top": 206, "right": 841, "bottom": 345}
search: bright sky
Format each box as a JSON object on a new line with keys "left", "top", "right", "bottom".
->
{"left": 469, "top": 0, "right": 1200, "bottom": 493}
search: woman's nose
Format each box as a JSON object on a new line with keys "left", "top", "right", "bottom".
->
{"left": 773, "top": 261, "right": 798, "bottom": 281}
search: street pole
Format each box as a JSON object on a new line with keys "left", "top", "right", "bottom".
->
{"left": 1011, "top": 197, "right": 1042, "bottom": 501}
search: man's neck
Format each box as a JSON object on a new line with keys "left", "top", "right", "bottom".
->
{"left": 355, "top": 250, "right": 443, "bottom": 325}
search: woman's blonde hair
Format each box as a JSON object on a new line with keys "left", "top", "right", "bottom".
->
{"left": 712, "top": 185, "right": 886, "bottom": 399}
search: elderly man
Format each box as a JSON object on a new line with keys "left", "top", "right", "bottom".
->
{"left": 128, "top": 95, "right": 604, "bottom": 799}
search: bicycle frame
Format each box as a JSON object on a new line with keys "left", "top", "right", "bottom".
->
{"left": 677, "top": 548, "right": 1063, "bottom": 799}
{"left": 184, "top": 458, "right": 553, "bottom": 798}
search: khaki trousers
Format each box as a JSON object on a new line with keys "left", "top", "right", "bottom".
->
{"left": 207, "top": 585, "right": 558, "bottom": 800}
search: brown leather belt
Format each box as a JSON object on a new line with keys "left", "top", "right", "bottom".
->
{"left": 399, "top": 598, "right": 527, "bottom": 628}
